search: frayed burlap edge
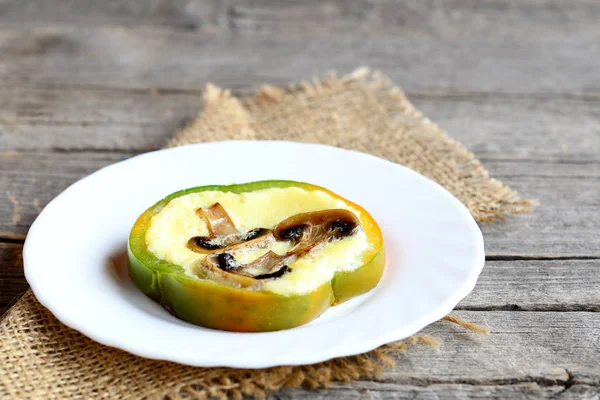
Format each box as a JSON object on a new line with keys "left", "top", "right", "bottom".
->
{"left": 0, "top": 292, "right": 488, "bottom": 400}
{"left": 168, "top": 67, "right": 536, "bottom": 222}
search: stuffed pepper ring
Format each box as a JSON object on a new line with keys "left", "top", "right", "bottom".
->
{"left": 128, "top": 180, "right": 385, "bottom": 332}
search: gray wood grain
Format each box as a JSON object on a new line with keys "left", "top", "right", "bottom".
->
{"left": 3, "top": 0, "right": 599, "bottom": 35}
{"left": 1, "top": 151, "right": 598, "bottom": 256}
{"left": 2, "top": 238, "right": 599, "bottom": 387}
{"left": 1, "top": 0, "right": 599, "bottom": 397}
{"left": 458, "top": 259, "right": 600, "bottom": 311}
{"left": 0, "top": 151, "right": 129, "bottom": 239}
{"left": 413, "top": 93, "right": 600, "bottom": 159}
{"left": 0, "top": 85, "right": 201, "bottom": 152}
{"left": 3, "top": 238, "right": 598, "bottom": 313}
{"left": 3, "top": 255, "right": 599, "bottom": 393}
{"left": 478, "top": 158, "right": 600, "bottom": 258}
{"left": 0, "top": 266, "right": 598, "bottom": 390}
{"left": 0, "top": 242, "right": 26, "bottom": 315}
{"left": 1, "top": 85, "right": 599, "bottom": 157}
{"left": 271, "top": 383, "right": 599, "bottom": 400}
{"left": 380, "top": 310, "right": 600, "bottom": 386}
{"left": 0, "top": 0, "right": 599, "bottom": 94}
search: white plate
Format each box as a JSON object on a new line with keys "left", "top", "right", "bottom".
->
{"left": 24, "top": 141, "right": 484, "bottom": 368}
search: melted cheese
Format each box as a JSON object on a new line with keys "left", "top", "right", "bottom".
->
{"left": 146, "top": 187, "right": 372, "bottom": 295}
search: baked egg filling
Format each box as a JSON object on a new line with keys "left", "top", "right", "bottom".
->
{"left": 145, "top": 187, "right": 374, "bottom": 295}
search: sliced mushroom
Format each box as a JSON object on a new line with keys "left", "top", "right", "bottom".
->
{"left": 187, "top": 228, "right": 272, "bottom": 253}
{"left": 201, "top": 251, "right": 293, "bottom": 288}
{"left": 274, "top": 209, "right": 360, "bottom": 245}
{"left": 254, "top": 265, "right": 291, "bottom": 280}
{"left": 198, "top": 203, "right": 238, "bottom": 237}
{"left": 197, "top": 209, "right": 360, "bottom": 287}
{"left": 198, "top": 253, "right": 256, "bottom": 288}
{"left": 187, "top": 203, "right": 272, "bottom": 253}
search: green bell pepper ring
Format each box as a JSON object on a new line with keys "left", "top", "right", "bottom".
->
{"left": 128, "top": 180, "right": 385, "bottom": 332}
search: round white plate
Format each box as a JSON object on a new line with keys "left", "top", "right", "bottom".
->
{"left": 24, "top": 141, "right": 484, "bottom": 368}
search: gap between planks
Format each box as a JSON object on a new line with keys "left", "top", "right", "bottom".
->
{"left": 5, "top": 79, "right": 600, "bottom": 100}
{"left": 1, "top": 237, "right": 598, "bottom": 261}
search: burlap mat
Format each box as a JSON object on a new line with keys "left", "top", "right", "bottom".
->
{"left": 0, "top": 68, "right": 533, "bottom": 399}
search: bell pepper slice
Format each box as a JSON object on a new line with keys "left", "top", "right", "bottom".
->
{"left": 128, "top": 180, "right": 385, "bottom": 332}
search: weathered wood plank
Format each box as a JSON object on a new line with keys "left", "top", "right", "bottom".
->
{"left": 378, "top": 310, "right": 600, "bottom": 385}
{"left": 0, "top": 242, "right": 26, "bottom": 315}
{"left": 1, "top": 85, "right": 599, "bottom": 156}
{"left": 412, "top": 93, "right": 600, "bottom": 159}
{"left": 1, "top": 151, "right": 598, "bottom": 256}
{"left": 271, "top": 382, "right": 599, "bottom": 400}
{"left": 478, "top": 158, "right": 600, "bottom": 258}
{"left": 0, "top": 0, "right": 598, "bottom": 94}
{"left": 3, "top": 241, "right": 599, "bottom": 384}
{"left": 3, "top": 237, "right": 597, "bottom": 313}
{"left": 0, "top": 85, "right": 201, "bottom": 151}
{"left": 458, "top": 259, "right": 600, "bottom": 311}
{"left": 3, "top": 0, "right": 600, "bottom": 35}
{"left": 0, "top": 87, "right": 196, "bottom": 152}
{"left": 0, "top": 151, "right": 131, "bottom": 239}
{"left": 0, "top": 0, "right": 226, "bottom": 31}
{"left": 457, "top": 260, "right": 600, "bottom": 312}
{"left": 0, "top": 0, "right": 597, "bottom": 397}
{"left": 0, "top": 273, "right": 598, "bottom": 387}
{"left": 2, "top": 244, "right": 600, "bottom": 381}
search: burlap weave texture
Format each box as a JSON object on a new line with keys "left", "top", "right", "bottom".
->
{"left": 0, "top": 68, "right": 532, "bottom": 399}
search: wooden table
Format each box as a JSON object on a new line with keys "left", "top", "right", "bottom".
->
{"left": 1, "top": 1, "right": 599, "bottom": 398}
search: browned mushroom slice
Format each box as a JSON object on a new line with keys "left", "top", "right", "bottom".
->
{"left": 187, "top": 228, "right": 272, "bottom": 253}
{"left": 241, "top": 251, "right": 293, "bottom": 274}
{"left": 197, "top": 209, "right": 361, "bottom": 287}
{"left": 200, "top": 253, "right": 257, "bottom": 288}
{"left": 187, "top": 203, "right": 272, "bottom": 253}
{"left": 201, "top": 251, "right": 293, "bottom": 288}
{"left": 274, "top": 209, "right": 360, "bottom": 246}
{"left": 198, "top": 203, "right": 238, "bottom": 237}
{"left": 254, "top": 265, "right": 291, "bottom": 280}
